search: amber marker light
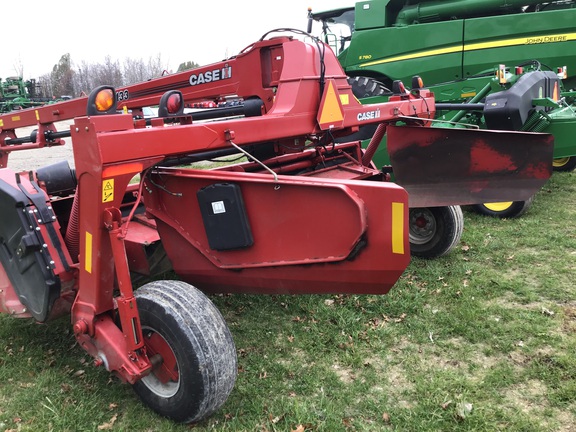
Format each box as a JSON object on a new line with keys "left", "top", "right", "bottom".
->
{"left": 86, "top": 85, "right": 117, "bottom": 116}
{"left": 95, "top": 89, "right": 115, "bottom": 112}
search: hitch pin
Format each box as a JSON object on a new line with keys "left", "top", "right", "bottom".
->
{"left": 228, "top": 140, "right": 280, "bottom": 190}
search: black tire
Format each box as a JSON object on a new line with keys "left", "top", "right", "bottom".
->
{"left": 336, "top": 77, "right": 391, "bottom": 143}
{"left": 409, "top": 206, "right": 463, "bottom": 259}
{"left": 552, "top": 156, "right": 576, "bottom": 172}
{"left": 132, "top": 280, "right": 237, "bottom": 424}
{"left": 348, "top": 76, "right": 391, "bottom": 99}
{"left": 470, "top": 197, "right": 533, "bottom": 219}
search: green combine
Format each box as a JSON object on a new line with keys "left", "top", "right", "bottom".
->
{"left": 308, "top": 0, "right": 576, "bottom": 217}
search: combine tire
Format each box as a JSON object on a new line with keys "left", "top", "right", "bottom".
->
{"left": 132, "top": 280, "right": 237, "bottom": 424}
{"left": 552, "top": 156, "right": 576, "bottom": 172}
{"left": 348, "top": 76, "right": 391, "bottom": 98}
{"left": 337, "top": 76, "right": 391, "bottom": 143}
{"left": 470, "top": 197, "right": 533, "bottom": 219}
{"left": 409, "top": 206, "right": 463, "bottom": 259}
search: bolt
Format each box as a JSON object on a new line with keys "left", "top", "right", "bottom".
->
{"left": 73, "top": 320, "right": 88, "bottom": 335}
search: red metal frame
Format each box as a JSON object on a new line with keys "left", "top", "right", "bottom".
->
{"left": 47, "top": 37, "right": 428, "bottom": 383}
{"left": 0, "top": 34, "right": 551, "bottom": 387}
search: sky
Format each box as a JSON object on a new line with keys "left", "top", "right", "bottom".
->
{"left": 2, "top": 0, "right": 354, "bottom": 80}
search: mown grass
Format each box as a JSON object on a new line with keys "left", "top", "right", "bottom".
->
{"left": 1, "top": 171, "right": 575, "bottom": 431}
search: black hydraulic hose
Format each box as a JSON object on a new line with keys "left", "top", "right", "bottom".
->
{"left": 191, "top": 99, "right": 263, "bottom": 121}
{"left": 4, "top": 129, "right": 71, "bottom": 145}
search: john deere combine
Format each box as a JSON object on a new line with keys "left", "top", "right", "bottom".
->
{"left": 308, "top": 0, "right": 576, "bottom": 216}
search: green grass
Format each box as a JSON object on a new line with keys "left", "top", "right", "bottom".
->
{"left": 1, "top": 171, "right": 575, "bottom": 431}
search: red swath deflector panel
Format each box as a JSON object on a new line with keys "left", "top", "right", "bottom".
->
{"left": 386, "top": 125, "right": 554, "bottom": 208}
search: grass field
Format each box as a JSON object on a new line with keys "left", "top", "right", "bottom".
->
{"left": 1, "top": 170, "right": 575, "bottom": 432}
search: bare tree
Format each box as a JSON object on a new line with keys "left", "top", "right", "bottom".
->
{"left": 123, "top": 57, "right": 148, "bottom": 85}
{"left": 92, "top": 56, "right": 124, "bottom": 88}
{"left": 27, "top": 52, "right": 197, "bottom": 99}
{"left": 73, "top": 61, "right": 96, "bottom": 96}
{"left": 37, "top": 73, "right": 53, "bottom": 99}
{"left": 147, "top": 53, "right": 170, "bottom": 80}
{"left": 12, "top": 58, "right": 24, "bottom": 78}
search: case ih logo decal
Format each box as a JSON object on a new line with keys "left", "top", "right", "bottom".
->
{"left": 189, "top": 66, "right": 232, "bottom": 86}
{"left": 357, "top": 108, "right": 381, "bottom": 121}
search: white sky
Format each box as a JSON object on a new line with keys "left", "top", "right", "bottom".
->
{"left": 3, "top": 0, "right": 353, "bottom": 80}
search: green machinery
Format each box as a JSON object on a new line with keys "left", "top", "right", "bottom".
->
{"left": 0, "top": 77, "right": 52, "bottom": 113}
{"left": 307, "top": 0, "right": 576, "bottom": 217}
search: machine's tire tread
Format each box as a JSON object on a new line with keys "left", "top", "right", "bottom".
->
{"left": 552, "top": 156, "right": 576, "bottom": 172}
{"left": 470, "top": 197, "right": 533, "bottom": 219}
{"left": 348, "top": 76, "right": 391, "bottom": 99}
{"left": 410, "top": 205, "right": 464, "bottom": 259}
{"left": 132, "top": 280, "right": 237, "bottom": 424}
{"left": 335, "top": 76, "right": 391, "bottom": 144}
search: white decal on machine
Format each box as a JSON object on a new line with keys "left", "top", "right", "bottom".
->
{"left": 189, "top": 66, "right": 232, "bottom": 86}
{"left": 357, "top": 109, "right": 381, "bottom": 121}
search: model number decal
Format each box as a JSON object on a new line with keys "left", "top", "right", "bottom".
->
{"left": 116, "top": 89, "right": 129, "bottom": 101}
{"left": 357, "top": 109, "right": 381, "bottom": 121}
{"left": 189, "top": 66, "right": 232, "bottom": 86}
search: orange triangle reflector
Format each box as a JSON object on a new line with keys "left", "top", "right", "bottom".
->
{"left": 317, "top": 79, "right": 344, "bottom": 130}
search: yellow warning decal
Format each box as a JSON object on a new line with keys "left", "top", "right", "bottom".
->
{"left": 0, "top": 119, "right": 3, "bottom": 127}
{"left": 339, "top": 94, "right": 350, "bottom": 105}
{"left": 85, "top": 232, "right": 93, "bottom": 273}
{"left": 102, "top": 179, "right": 114, "bottom": 203}
{"left": 11, "top": 115, "right": 20, "bottom": 122}
{"left": 35, "top": 110, "right": 40, "bottom": 121}
{"left": 392, "top": 202, "right": 405, "bottom": 255}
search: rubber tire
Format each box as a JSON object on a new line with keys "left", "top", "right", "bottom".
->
{"left": 409, "top": 206, "right": 463, "bottom": 259}
{"left": 336, "top": 76, "right": 391, "bottom": 143}
{"left": 552, "top": 156, "right": 576, "bottom": 172}
{"left": 132, "top": 280, "right": 237, "bottom": 424}
{"left": 470, "top": 197, "right": 533, "bottom": 219}
{"left": 348, "top": 76, "right": 391, "bottom": 99}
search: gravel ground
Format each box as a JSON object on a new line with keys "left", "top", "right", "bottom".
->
{"left": 5, "top": 120, "right": 75, "bottom": 172}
